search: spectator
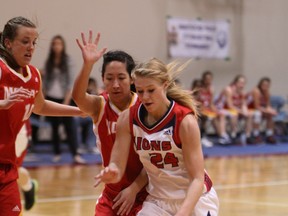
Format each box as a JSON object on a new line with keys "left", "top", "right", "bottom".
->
{"left": 43, "top": 35, "right": 85, "bottom": 163}
{"left": 247, "top": 77, "right": 277, "bottom": 143}
{"left": 215, "top": 75, "right": 254, "bottom": 144}
{"left": 197, "top": 71, "right": 230, "bottom": 146}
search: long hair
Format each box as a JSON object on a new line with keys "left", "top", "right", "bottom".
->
{"left": 45, "top": 35, "right": 68, "bottom": 75}
{"left": 132, "top": 58, "right": 199, "bottom": 117}
{"left": 0, "top": 16, "right": 36, "bottom": 70}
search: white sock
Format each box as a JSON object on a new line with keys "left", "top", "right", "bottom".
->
{"left": 231, "top": 132, "right": 236, "bottom": 138}
{"left": 266, "top": 129, "right": 273, "bottom": 137}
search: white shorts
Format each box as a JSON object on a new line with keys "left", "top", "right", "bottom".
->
{"left": 137, "top": 187, "right": 219, "bottom": 216}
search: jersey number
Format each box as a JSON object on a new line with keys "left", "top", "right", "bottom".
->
{"left": 149, "top": 152, "right": 179, "bottom": 168}
{"left": 23, "top": 104, "right": 34, "bottom": 121}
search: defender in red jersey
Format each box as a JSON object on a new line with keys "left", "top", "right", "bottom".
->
{"left": 96, "top": 58, "right": 219, "bottom": 216}
{"left": 0, "top": 17, "right": 83, "bottom": 216}
{"left": 73, "top": 31, "right": 147, "bottom": 216}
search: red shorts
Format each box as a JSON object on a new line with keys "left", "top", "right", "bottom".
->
{"left": 95, "top": 186, "right": 147, "bottom": 216}
{"left": 0, "top": 164, "right": 21, "bottom": 216}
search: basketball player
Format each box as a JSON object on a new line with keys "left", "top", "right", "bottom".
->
{"left": 72, "top": 31, "right": 147, "bottom": 216}
{"left": 95, "top": 58, "right": 219, "bottom": 215}
{"left": 0, "top": 16, "right": 83, "bottom": 216}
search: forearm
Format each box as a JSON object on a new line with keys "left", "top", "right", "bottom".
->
{"left": 72, "top": 63, "right": 93, "bottom": 105}
{"left": 33, "top": 100, "right": 82, "bottom": 116}
{"left": 127, "top": 168, "right": 148, "bottom": 194}
{"left": 177, "top": 178, "right": 204, "bottom": 215}
{"left": 109, "top": 148, "right": 127, "bottom": 180}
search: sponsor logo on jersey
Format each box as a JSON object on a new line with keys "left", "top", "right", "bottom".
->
{"left": 163, "top": 129, "right": 172, "bottom": 135}
{"left": 12, "top": 205, "right": 21, "bottom": 212}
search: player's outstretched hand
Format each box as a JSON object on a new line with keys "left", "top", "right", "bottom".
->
{"left": 94, "top": 163, "right": 121, "bottom": 187}
{"left": 76, "top": 30, "right": 107, "bottom": 65}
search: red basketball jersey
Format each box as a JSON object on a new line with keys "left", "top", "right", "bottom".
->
{"left": 0, "top": 59, "right": 41, "bottom": 165}
{"left": 198, "top": 88, "right": 213, "bottom": 108}
{"left": 95, "top": 92, "right": 145, "bottom": 193}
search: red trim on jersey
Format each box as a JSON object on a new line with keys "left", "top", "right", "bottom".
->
{"left": 130, "top": 100, "right": 194, "bottom": 148}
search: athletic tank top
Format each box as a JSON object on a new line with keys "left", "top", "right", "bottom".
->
{"left": 130, "top": 100, "right": 195, "bottom": 199}
{"left": 0, "top": 58, "right": 41, "bottom": 164}
{"left": 94, "top": 92, "right": 145, "bottom": 193}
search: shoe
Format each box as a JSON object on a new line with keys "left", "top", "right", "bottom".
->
{"left": 201, "top": 137, "right": 213, "bottom": 148}
{"left": 77, "top": 147, "right": 88, "bottom": 154}
{"left": 74, "top": 155, "right": 86, "bottom": 164}
{"left": 218, "top": 136, "right": 231, "bottom": 145}
{"left": 253, "top": 135, "right": 263, "bottom": 144}
{"left": 246, "top": 137, "right": 255, "bottom": 145}
{"left": 89, "top": 147, "right": 100, "bottom": 154}
{"left": 23, "top": 179, "right": 38, "bottom": 210}
{"left": 266, "top": 135, "right": 277, "bottom": 144}
{"left": 52, "top": 155, "right": 61, "bottom": 163}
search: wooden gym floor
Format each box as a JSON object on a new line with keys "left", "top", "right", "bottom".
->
{"left": 23, "top": 154, "right": 288, "bottom": 216}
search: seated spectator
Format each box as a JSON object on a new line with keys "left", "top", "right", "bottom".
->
{"left": 215, "top": 75, "right": 254, "bottom": 144}
{"left": 194, "top": 71, "right": 230, "bottom": 146}
{"left": 247, "top": 77, "right": 277, "bottom": 143}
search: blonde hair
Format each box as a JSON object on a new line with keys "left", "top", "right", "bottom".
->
{"left": 132, "top": 58, "right": 199, "bottom": 117}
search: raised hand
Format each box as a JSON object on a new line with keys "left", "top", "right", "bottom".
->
{"left": 76, "top": 30, "right": 107, "bottom": 65}
{"left": 0, "top": 87, "right": 31, "bottom": 109}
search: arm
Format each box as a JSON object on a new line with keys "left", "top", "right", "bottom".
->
{"left": 32, "top": 82, "right": 83, "bottom": 116}
{"left": 266, "top": 93, "right": 277, "bottom": 115}
{"left": 209, "top": 88, "right": 218, "bottom": 112}
{"left": 94, "top": 109, "right": 132, "bottom": 185}
{"left": 224, "top": 87, "right": 237, "bottom": 110}
{"left": 112, "top": 168, "right": 148, "bottom": 216}
{"left": 72, "top": 31, "right": 106, "bottom": 117}
{"left": 253, "top": 89, "right": 277, "bottom": 115}
{"left": 176, "top": 114, "right": 204, "bottom": 216}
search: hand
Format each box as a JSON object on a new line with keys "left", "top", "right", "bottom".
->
{"left": 267, "top": 107, "right": 277, "bottom": 116}
{"left": 76, "top": 30, "right": 107, "bottom": 65}
{"left": 0, "top": 87, "right": 31, "bottom": 109}
{"left": 94, "top": 163, "right": 121, "bottom": 187}
{"left": 112, "top": 186, "right": 137, "bottom": 216}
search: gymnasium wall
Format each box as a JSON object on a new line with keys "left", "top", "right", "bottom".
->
{"left": 1, "top": 0, "right": 287, "bottom": 97}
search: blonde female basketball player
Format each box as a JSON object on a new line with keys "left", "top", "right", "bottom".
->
{"left": 95, "top": 58, "right": 219, "bottom": 215}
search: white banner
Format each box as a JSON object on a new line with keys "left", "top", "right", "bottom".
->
{"left": 167, "top": 17, "right": 230, "bottom": 59}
